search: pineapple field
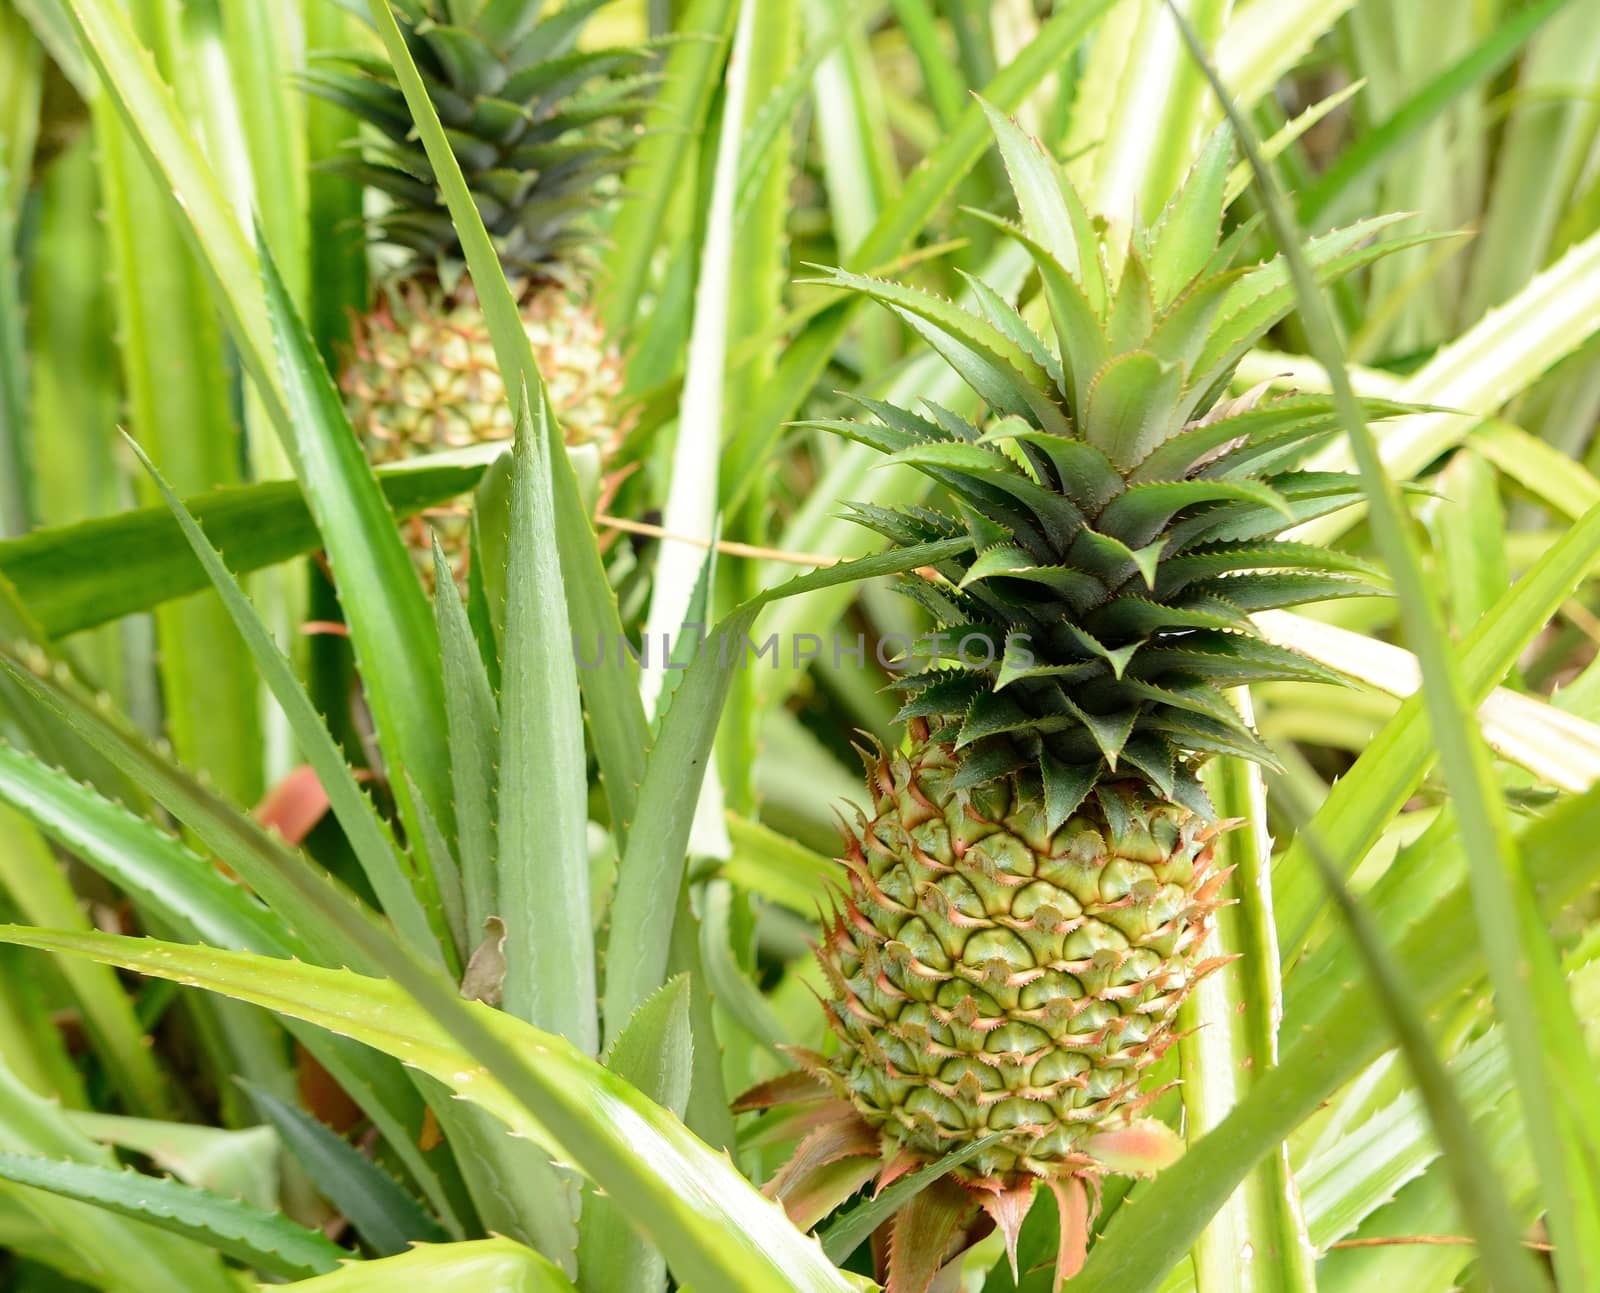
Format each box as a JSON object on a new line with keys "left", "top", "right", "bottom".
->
{"left": 2, "top": 0, "right": 1600, "bottom": 1290}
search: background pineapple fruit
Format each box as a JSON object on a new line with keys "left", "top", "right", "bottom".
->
{"left": 312, "top": 0, "right": 647, "bottom": 582}
{"left": 737, "top": 107, "right": 1416, "bottom": 1292}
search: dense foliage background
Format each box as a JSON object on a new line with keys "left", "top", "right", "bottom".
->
{"left": 2, "top": 0, "right": 1600, "bottom": 1290}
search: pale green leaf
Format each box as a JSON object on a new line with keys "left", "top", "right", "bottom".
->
{"left": 279, "top": 1237, "right": 576, "bottom": 1292}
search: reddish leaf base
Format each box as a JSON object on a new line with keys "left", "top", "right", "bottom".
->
{"left": 736, "top": 1061, "right": 1186, "bottom": 1293}
{"left": 253, "top": 764, "right": 331, "bottom": 847}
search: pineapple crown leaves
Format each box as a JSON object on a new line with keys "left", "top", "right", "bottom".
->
{"left": 814, "top": 105, "right": 1426, "bottom": 824}
{"left": 309, "top": 0, "right": 655, "bottom": 276}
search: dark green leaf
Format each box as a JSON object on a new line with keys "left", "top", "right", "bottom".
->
{"left": 0, "top": 1152, "right": 347, "bottom": 1280}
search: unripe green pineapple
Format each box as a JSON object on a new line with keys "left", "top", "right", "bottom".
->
{"left": 343, "top": 278, "right": 626, "bottom": 469}
{"left": 825, "top": 723, "right": 1226, "bottom": 1178}
{"left": 342, "top": 277, "right": 629, "bottom": 582}
{"left": 738, "top": 107, "right": 1418, "bottom": 1293}
{"left": 312, "top": 0, "right": 646, "bottom": 583}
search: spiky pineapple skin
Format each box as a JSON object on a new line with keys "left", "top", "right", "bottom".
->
{"left": 342, "top": 276, "right": 627, "bottom": 464}
{"left": 340, "top": 276, "right": 628, "bottom": 582}
{"left": 821, "top": 727, "right": 1225, "bottom": 1185}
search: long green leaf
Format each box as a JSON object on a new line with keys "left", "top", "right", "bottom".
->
{"left": 639, "top": 0, "right": 755, "bottom": 718}
{"left": 665, "top": 878, "right": 737, "bottom": 1154}
{"left": 603, "top": 0, "right": 736, "bottom": 331}
{"left": 806, "top": 0, "right": 897, "bottom": 256}
{"left": 432, "top": 538, "right": 498, "bottom": 947}
{"left": 720, "top": 0, "right": 1115, "bottom": 511}
{"left": 1180, "top": 720, "right": 1314, "bottom": 1293}
{"left": 0, "top": 19, "right": 36, "bottom": 538}
{"left": 696, "top": 879, "right": 785, "bottom": 1052}
{"left": 93, "top": 1, "right": 261, "bottom": 806}
{"left": 0, "top": 926, "right": 855, "bottom": 1293}
{"left": 1297, "top": 0, "right": 1573, "bottom": 227}
{"left": 0, "top": 459, "right": 485, "bottom": 639}
{"left": 278, "top": 1238, "right": 577, "bottom": 1292}
{"left": 0, "top": 1054, "right": 232, "bottom": 1292}
{"left": 578, "top": 976, "right": 694, "bottom": 1293}
{"left": 127, "top": 434, "right": 446, "bottom": 968}
{"left": 302, "top": 0, "right": 367, "bottom": 363}
{"left": 0, "top": 657, "right": 474, "bottom": 1235}
{"left": 214, "top": 0, "right": 306, "bottom": 304}
{"left": 601, "top": 594, "right": 762, "bottom": 1047}
{"left": 1428, "top": 449, "right": 1509, "bottom": 635}
{"left": 21, "top": 137, "right": 125, "bottom": 701}
{"left": 499, "top": 399, "right": 594, "bottom": 1048}
{"left": 257, "top": 237, "right": 457, "bottom": 933}
{"left": 1144, "top": 17, "right": 1600, "bottom": 1291}
{"left": 719, "top": 0, "right": 800, "bottom": 838}
{"left": 367, "top": 0, "right": 651, "bottom": 847}
{"left": 180, "top": 0, "right": 302, "bottom": 683}
{"left": 240, "top": 1080, "right": 447, "bottom": 1257}
{"left": 0, "top": 1152, "right": 347, "bottom": 1280}
{"left": 57, "top": 0, "right": 286, "bottom": 426}
{"left": 1278, "top": 801, "right": 1547, "bottom": 1291}
{"left": 886, "top": 0, "right": 964, "bottom": 134}
{"left": 0, "top": 7, "right": 41, "bottom": 218}
{"left": 1075, "top": 775, "right": 1600, "bottom": 1291}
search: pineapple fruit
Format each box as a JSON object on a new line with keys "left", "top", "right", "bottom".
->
{"left": 312, "top": 0, "right": 644, "bottom": 581}
{"left": 737, "top": 108, "right": 1411, "bottom": 1292}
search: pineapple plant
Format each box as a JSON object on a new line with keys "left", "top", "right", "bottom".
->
{"left": 8, "top": 0, "right": 1600, "bottom": 1290}
{"left": 311, "top": 0, "right": 645, "bottom": 579}
{"left": 739, "top": 109, "right": 1413, "bottom": 1291}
